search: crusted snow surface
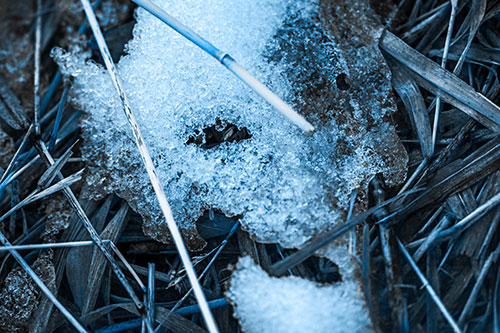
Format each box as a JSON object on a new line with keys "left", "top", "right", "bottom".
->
{"left": 227, "top": 256, "right": 371, "bottom": 333}
{"left": 55, "top": 0, "right": 406, "bottom": 250}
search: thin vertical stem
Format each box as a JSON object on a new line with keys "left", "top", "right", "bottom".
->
{"left": 430, "top": 0, "right": 457, "bottom": 154}
{"left": 494, "top": 268, "right": 500, "bottom": 333}
{"left": 78, "top": 1, "right": 218, "bottom": 332}
{"left": 148, "top": 263, "right": 156, "bottom": 330}
{"left": 348, "top": 191, "right": 357, "bottom": 255}
{"left": 34, "top": 0, "right": 42, "bottom": 135}
{"left": 49, "top": 83, "right": 70, "bottom": 152}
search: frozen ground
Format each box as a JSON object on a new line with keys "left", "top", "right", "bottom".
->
{"left": 55, "top": 0, "right": 407, "bottom": 330}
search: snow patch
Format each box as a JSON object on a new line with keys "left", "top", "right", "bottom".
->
{"left": 227, "top": 257, "right": 371, "bottom": 333}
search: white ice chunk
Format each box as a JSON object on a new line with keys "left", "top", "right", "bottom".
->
{"left": 227, "top": 257, "right": 371, "bottom": 333}
{"left": 54, "top": 0, "right": 406, "bottom": 249}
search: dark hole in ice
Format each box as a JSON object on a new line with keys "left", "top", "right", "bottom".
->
{"left": 303, "top": 256, "right": 342, "bottom": 284}
{"left": 336, "top": 73, "right": 350, "bottom": 90}
{"left": 187, "top": 121, "right": 252, "bottom": 149}
{"left": 196, "top": 209, "right": 240, "bottom": 240}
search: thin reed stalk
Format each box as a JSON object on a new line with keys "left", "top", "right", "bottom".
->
{"left": 79, "top": 1, "right": 218, "bottom": 331}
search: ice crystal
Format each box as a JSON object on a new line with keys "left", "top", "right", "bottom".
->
{"left": 55, "top": 0, "right": 406, "bottom": 249}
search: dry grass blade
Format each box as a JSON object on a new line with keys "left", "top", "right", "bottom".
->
{"left": 452, "top": 0, "right": 487, "bottom": 74}
{"left": 0, "top": 240, "right": 110, "bottom": 252}
{"left": 147, "top": 263, "right": 156, "bottom": 330}
{"left": 396, "top": 238, "right": 461, "bottom": 333}
{"left": 107, "top": 241, "right": 146, "bottom": 291}
{"left": 49, "top": 83, "right": 71, "bottom": 152}
{"left": 407, "top": 0, "right": 422, "bottom": 24}
{"left": 361, "top": 223, "right": 374, "bottom": 322}
{"left": 409, "top": 192, "right": 500, "bottom": 250}
{"left": 426, "top": 248, "right": 439, "bottom": 332}
{"left": 372, "top": 179, "right": 408, "bottom": 331}
{"left": 412, "top": 215, "right": 451, "bottom": 262}
{"left": 270, "top": 189, "right": 419, "bottom": 276}
{"left": 0, "top": 73, "right": 29, "bottom": 130}
{"left": 403, "top": 69, "right": 497, "bottom": 131}
{"left": 78, "top": 0, "right": 217, "bottom": 331}
{"left": 440, "top": 0, "right": 457, "bottom": 71}
{"left": 484, "top": 1, "right": 500, "bottom": 21}
{"left": 1, "top": 155, "right": 40, "bottom": 191}
{"left": 494, "top": 268, "right": 500, "bottom": 332}
{"left": 158, "top": 221, "right": 239, "bottom": 331}
{"left": 425, "top": 119, "right": 476, "bottom": 176}
{"left": 429, "top": 40, "right": 500, "bottom": 66}
{"left": 65, "top": 196, "right": 112, "bottom": 310}
{"left": 0, "top": 125, "right": 32, "bottom": 185}
{"left": 33, "top": 0, "right": 42, "bottom": 135}
{"left": 30, "top": 138, "right": 145, "bottom": 317}
{"left": 0, "top": 169, "right": 83, "bottom": 223}
{"left": 78, "top": 302, "right": 209, "bottom": 332}
{"left": 87, "top": 303, "right": 208, "bottom": 333}
{"left": 37, "top": 142, "right": 76, "bottom": 190}
{"left": 269, "top": 215, "right": 360, "bottom": 276}
{"left": 400, "top": 3, "right": 447, "bottom": 44}
{"left": 477, "top": 206, "right": 500, "bottom": 259}
{"left": 431, "top": 0, "right": 458, "bottom": 155}
{"left": 0, "top": 231, "right": 87, "bottom": 332}
{"left": 155, "top": 306, "right": 207, "bottom": 333}
{"left": 117, "top": 262, "right": 170, "bottom": 284}
{"left": 436, "top": 191, "right": 500, "bottom": 240}
{"left": 380, "top": 30, "right": 500, "bottom": 131}
{"left": 79, "top": 303, "right": 124, "bottom": 327}
{"left": 458, "top": 242, "right": 500, "bottom": 325}
{"left": 18, "top": 169, "right": 83, "bottom": 205}
{"left": 399, "top": 136, "right": 500, "bottom": 216}
{"left": 398, "top": 159, "right": 427, "bottom": 194}
{"left": 415, "top": 206, "right": 443, "bottom": 237}
{"left": 455, "top": 175, "right": 499, "bottom": 258}
{"left": 391, "top": 60, "right": 432, "bottom": 158}
{"left": 413, "top": 2, "right": 451, "bottom": 54}
{"left": 81, "top": 201, "right": 129, "bottom": 315}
